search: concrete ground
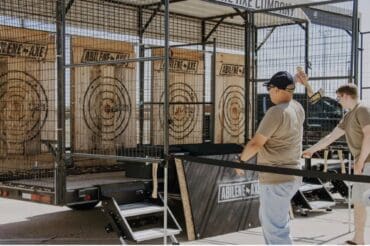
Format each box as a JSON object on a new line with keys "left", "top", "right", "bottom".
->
{"left": 0, "top": 197, "right": 370, "bottom": 245}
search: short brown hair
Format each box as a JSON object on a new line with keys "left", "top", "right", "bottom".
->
{"left": 336, "top": 84, "right": 358, "bottom": 99}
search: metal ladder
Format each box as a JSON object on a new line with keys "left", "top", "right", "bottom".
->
{"left": 101, "top": 195, "right": 181, "bottom": 244}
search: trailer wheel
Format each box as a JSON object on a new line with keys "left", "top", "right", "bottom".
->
{"left": 67, "top": 201, "right": 99, "bottom": 210}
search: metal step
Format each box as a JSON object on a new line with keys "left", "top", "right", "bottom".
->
{"left": 119, "top": 202, "right": 164, "bottom": 217}
{"left": 309, "top": 201, "right": 336, "bottom": 210}
{"left": 132, "top": 228, "right": 181, "bottom": 242}
{"left": 299, "top": 183, "right": 323, "bottom": 192}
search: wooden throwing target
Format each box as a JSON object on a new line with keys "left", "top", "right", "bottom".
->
{"left": 82, "top": 76, "right": 131, "bottom": 141}
{"left": 0, "top": 71, "right": 48, "bottom": 144}
{"left": 71, "top": 37, "right": 136, "bottom": 154}
{"left": 152, "top": 48, "right": 204, "bottom": 145}
{"left": 218, "top": 85, "right": 245, "bottom": 138}
{"left": 0, "top": 26, "right": 56, "bottom": 157}
{"left": 215, "top": 53, "right": 251, "bottom": 144}
{"left": 158, "top": 82, "right": 199, "bottom": 140}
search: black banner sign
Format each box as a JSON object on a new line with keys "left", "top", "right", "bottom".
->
{"left": 218, "top": 180, "right": 259, "bottom": 203}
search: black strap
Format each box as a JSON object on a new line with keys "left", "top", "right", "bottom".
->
{"left": 176, "top": 155, "right": 370, "bottom": 183}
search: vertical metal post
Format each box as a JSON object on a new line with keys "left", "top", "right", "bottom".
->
{"left": 350, "top": 0, "right": 359, "bottom": 85}
{"left": 55, "top": 0, "right": 66, "bottom": 205}
{"left": 348, "top": 153, "right": 352, "bottom": 232}
{"left": 304, "top": 21, "right": 310, "bottom": 146}
{"left": 138, "top": 7, "right": 145, "bottom": 145}
{"left": 163, "top": 0, "right": 170, "bottom": 244}
{"left": 201, "top": 21, "right": 207, "bottom": 143}
{"left": 251, "top": 13, "right": 257, "bottom": 137}
{"left": 211, "top": 39, "right": 216, "bottom": 143}
{"left": 253, "top": 24, "right": 258, "bottom": 139}
{"left": 244, "top": 11, "right": 250, "bottom": 142}
{"left": 360, "top": 32, "right": 363, "bottom": 99}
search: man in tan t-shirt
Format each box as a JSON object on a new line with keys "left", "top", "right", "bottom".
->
{"left": 303, "top": 84, "right": 370, "bottom": 245}
{"left": 236, "top": 71, "right": 305, "bottom": 244}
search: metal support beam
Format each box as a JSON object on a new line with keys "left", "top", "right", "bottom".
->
{"left": 350, "top": 0, "right": 359, "bottom": 85}
{"left": 55, "top": 0, "right": 66, "bottom": 206}
{"left": 163, "top": 0, "right": 170, "bottom": 244}
{"left": 244, "top": 12, "right": 251, "bottom": 142}
{"left": 360, "top": 32, "right": 363, "bottom": 99}
{"left": 204, "top": 17, "right": 226, "bottom": 42}
{"left": 304, "top": 21, "right": 310, "bottom": 146}
{"left": 141, "top": 3, "right": 162, "bottom": 34}
{"left": 256, "top": 75, "right": 352, "bottom": 82}
{"left": 256, "top": 27, "right": 276, "bottom": 52}
{"left": 142, "top": 0, "right": 185, "bottom": 8}
{"left": 201, "top": 21, "right": 207, "bottom": 143}
{"left": 144, "top": 41, "right": 215, "bottom": 49}
{"left": 233, "top": 8, "right": 246, "bottom": 21}
{"left": 65, "top": 0, "right": 75, "bottom": 14}
{"left": 138, "top": 7, "right": 145, "bottom": 145}
{"left": 211, "top": 39, "right": 216, "bottom": 143}
{"left": 203, "top": 12, "right": 242, "bottom": 21}
{"left": 256, "top": 21, "right": 306, "bottom": 30}
{"left": 251, "top": 14, "right": 257, "bottom": 136}
{"left": 72, "top": 153, "right": 163, "bottom": 163}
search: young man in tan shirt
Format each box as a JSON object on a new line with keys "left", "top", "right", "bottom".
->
{"left": 237, "top": 71, "right": 305, "bottom": 244}
{"left": 303, "top": 84, "right": 370, "bottom": 245}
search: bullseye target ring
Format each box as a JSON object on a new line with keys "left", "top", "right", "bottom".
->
{"left": 218, "top": 85, "right": 245, "bottom": 137}
{"left": 83, "top": 76, "right": 131, "bottom": 141}
{"left": 0, "top": 71, "right": 48, "bottom": 144}
{"left": 159, "top": 83, "right": 199, "bottom": 139}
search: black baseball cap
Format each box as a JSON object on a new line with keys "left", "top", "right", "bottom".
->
{"left": 263, "top": 71, "right": 295, "bottom": 91}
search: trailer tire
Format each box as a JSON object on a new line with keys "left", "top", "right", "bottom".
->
{"left": 67, "top": 201, "right": 99, "bottom": 210}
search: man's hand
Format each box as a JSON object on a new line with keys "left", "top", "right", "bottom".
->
{"left": 234, "top": 168, "right": 245, "bottom": 176}
{"left": 302, "top": 149, "right": 314, "bottom": 159}
{"left": 354, "top": 161, "right": 365, "bottom": 175}
{"left": 233, "top": 156, "right": 245, "bottom": 176}
{"left": 294, "top": 66, "right": 309, "bottom": 86}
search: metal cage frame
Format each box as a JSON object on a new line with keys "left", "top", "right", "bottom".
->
{"left": 0, "top": 0, "right": 360, "bottom": 243}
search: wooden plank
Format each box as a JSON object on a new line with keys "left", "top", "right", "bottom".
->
{"left": 0, "top": 58, "right": 8, "bottom": 158}
{"left": 0, "top": 153, "right": 55, "bottom": 171}
{"left": 181, "top": 153, "right": 260, "bottom": 239}
{"left": 151, "top": 48, "right": 204, "bottom": 145}
{"left": 215, "top": 53, "right": 251, "bottom": 144}
{"left": 0, "top": 26, "right": 56, "bottom": 161}
{"left": 71, "top": 37, "right": 136, "bottom": 156}
{"left": 175, "top": 158, "right": 195, "bottom": 241}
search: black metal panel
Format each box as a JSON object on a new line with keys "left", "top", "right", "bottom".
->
{"left": 303, "top": 7, "right": 353, "bottom": 32}
{"left": 182, "top": 154, "right": 259, "bottom": 239}
{"left": 100, "top": 181, "right": 151, "bottom": 204}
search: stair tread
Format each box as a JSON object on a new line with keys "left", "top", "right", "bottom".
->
{"left": 309, "top": 200, "right": 336, "bottom": 209}
{"left": 299, "top": 183, "right": 324, "bottom": 192}
{"left": 119, "top": 202, "right": 164, "bottom": 217}
{"left": 132, "top": 228, "right": 181, "bottom": 242}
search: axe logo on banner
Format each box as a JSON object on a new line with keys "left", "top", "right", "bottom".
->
{"left": 0, "top": 40, "right": 48, "bottom": 60}
{"left": 160, "top": 58, "right": 198, "bottom": 73}
{"left": 213, "top": 0, "right": 296, "bottom": 17}
{"left": 81, "top": 49, "right": 130, "bottom": 65}
{"left": 218, "top": 181, "right": 259, "bottom": 203}
{"left": 220, "top": 64, "right": 245, "bottom": 77}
